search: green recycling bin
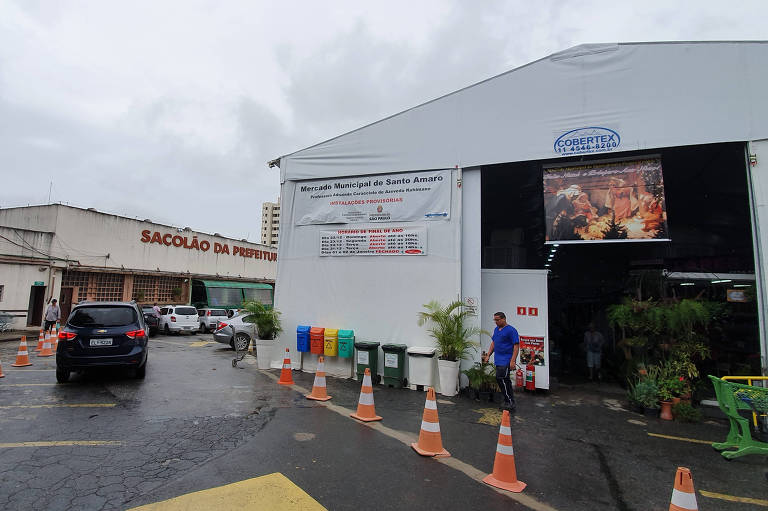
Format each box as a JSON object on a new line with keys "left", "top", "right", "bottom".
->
{"left": 381, "top": 344, "right": 407, "bottom": 388}
{"left": 338, "top": 329, "right": 354, "bottom": 358}
{"left": 354, "top": 341, "right": 380, "bottom": 384}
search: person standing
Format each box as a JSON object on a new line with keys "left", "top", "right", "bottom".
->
{"left": 44, "top": 299, "right": 61, "bottom": 332}
{"left": 152, "top": 302, "right": 161, "bottom": 318}
{"left": 482, "top": 312, "right": 520, "bottom": 413}
{"left": 584, "top": 323, "right": 605, "bottom": 381}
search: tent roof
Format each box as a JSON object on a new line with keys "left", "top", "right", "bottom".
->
{"left": 275, "top": 41, "right": 768, "bottom": 181}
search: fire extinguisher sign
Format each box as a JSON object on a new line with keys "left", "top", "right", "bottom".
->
{"left": 519, "top": 336, "right": 545, "bottom": 367}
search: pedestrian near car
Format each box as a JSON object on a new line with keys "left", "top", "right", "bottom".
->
{"left": 584, "top": 323, "right": 605, "bottom": 381}
{"left": 482, "top": 312, "right": 520, "bottom": 413}
{"left": 44, "top": 299, "right": 60, "bottom": 333}
{"left": 152, "top": 302, "right": 161, "bottom": 318}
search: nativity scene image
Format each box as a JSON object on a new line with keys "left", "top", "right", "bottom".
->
{"left": 543, "top": 158, "right": 669, "bottom": 243}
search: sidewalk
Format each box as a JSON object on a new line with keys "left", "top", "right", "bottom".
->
{"left": 0, "top": 327, "right": 42, "bottom": 343}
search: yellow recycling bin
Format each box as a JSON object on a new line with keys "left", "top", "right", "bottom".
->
{"left": 324, "top": 328, "right": 339, "bottom": 357}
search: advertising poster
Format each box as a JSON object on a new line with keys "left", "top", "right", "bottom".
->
{"left": 294, "top": 169, "right": 451, "bottom": 225}
{"left": 519, "top": 336, "right": 545, "bottom": 366}
{"left": 543, "top": 157, "right": 669, "bottom": 243}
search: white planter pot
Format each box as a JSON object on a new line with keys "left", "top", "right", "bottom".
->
{"left": 255, "top": 340, "right": 273, "bottom": 369}
{"left": 437, "top": 359, "right": 460, "bottom": 397}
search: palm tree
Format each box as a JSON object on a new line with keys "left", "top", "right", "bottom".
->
{"left": 417, "top": 300, "right": 484, "bottom": 361}
{"left": 241, "top": 300, "right": 283, "bottom": 340}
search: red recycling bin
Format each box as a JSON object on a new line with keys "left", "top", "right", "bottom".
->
{"left": 310, "top": 327, "right": 325, "bottom": 355}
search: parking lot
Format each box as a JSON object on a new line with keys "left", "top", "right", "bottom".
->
{"left": 1, "top": 333, "right": 766, "bottom": 510}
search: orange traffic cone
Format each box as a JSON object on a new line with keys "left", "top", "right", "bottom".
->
{"left": 350, "top": 368, "right": 382, "bottom": 422}
{"left": 669, "top": 467, "right": 698, "bottom": 511}
{"left": 411, "top": 387, "right": 450, "bottom": 457}
{"left": 483, "top": 410, "right": 526, "bottom": 492}
{"left": 11, "top": 336, "right": 33, "bottom": 367}
{"left": 52, "top": 327, "right": 59, "bottom": 350}
{"left": 35, "top": 330, "right": 45, "bottom": 352}
{"left": 0, "top": 356, "right": 5, "bottom": 378}
{"left": 39, "top": 334, "right": 54, "bottom": 357}
{"left": 277, "top": 348, "right": 294, "bottom": 385}
{"left": 306, "top": 356, "right": 332, "bottom": 401}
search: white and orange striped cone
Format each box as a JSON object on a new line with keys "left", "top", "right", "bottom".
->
{"left": 277, "top": 348, "right": 294, "bottom": 385}
{"left": 52, "top": 326, "right": 59, "bottom": 350}
{"left": 35, "top": 330, "right": 45, "bottom": 352}
{"left": 11, "top": 336, "right": 33, "bottom": 367}
{"left": 669, "top": 467, "right": 698, "bottom": 511}
{"left": 38, "top": 334, "right": 54, "bottom": 357}
{"left": 0, "top": 356, "right": 5, "bottom": 378}
{"left": 350, "top": 368, "right": 382, "bottom": 422}
{"left": 306, "top": 356, "right": 332, "bottom": 401}
{"left": 411, "top": 387, "right": 450, "bottom": 457}
{"left": 482, "top": 409, "right": 526, "bottom": 492}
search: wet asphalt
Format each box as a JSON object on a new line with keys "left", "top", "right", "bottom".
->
{"left": 0, "top": 333, "right": 765, "bottom": 510}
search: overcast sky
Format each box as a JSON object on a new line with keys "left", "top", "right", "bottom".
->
{"left": 1, "top": 1, "right": 766, "bottom": 242}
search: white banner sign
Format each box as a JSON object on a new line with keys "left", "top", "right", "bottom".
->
{"left": 294, "top": 169, "right": 451, "bottom": 225}
{"left": 320, "top": 226, "right": 427, "bottom": 256}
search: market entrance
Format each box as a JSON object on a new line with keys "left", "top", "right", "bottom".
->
{"left": 481, "top": 142, "right": 761, "bottom": 385}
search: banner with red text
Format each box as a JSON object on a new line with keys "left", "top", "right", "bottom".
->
{"left": 294, "top": 169, "right": 451, "bottom": 225}
{"left": 319, "top": 226, "right": 427, "bottom": 256}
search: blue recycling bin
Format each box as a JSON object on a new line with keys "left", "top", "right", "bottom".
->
{"left": 297, "top": 325, "right": 311, "bottom": 352}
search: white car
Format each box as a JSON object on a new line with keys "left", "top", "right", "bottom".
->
{"left": 158, "top": 305, "right": 199, "bottom": 335}
{"left": 197, "top": 308, "right": 228, "bottom": 332}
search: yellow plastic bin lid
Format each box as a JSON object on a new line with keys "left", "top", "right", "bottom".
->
{"left": 324, "top": 328, "right": 339, "bottom": 338}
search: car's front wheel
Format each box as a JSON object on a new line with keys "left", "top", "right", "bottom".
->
{"left": 56, "top": 368, "right": 70, "bottom": 383}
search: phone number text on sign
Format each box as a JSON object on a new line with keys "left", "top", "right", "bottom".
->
{"left": 319, "top": 226, "right": 427, "bottom": 256}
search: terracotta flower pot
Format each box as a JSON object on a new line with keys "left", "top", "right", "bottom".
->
{"left": 660, "top": 400, "right": 674, "bottom": 420}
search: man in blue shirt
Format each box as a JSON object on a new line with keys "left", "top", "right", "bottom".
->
{"left": 482, "top": 311, "right": 520, "bottom": 412}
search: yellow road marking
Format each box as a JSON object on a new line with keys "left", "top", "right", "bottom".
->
{"left": 150, "top": 339, "right": 190, "bottom": 347}
{"left": 0, "top": 383, "right": 57, "bottom": 387}
{"left": 189, "top": 341, "right": 215, "bottom": 347}
{"left": 0, "top": 440, "right": 121, "bottom": 448}
{"left": 0, "top": 403, "right": 116, "bottom": 409}
{"left": 647, "top": 433, "right": 716, "bottom": 445}
{"left": 261, "top": 371, "right": 558, "bottom": 511}
{"left": 700, "top": 490, "right": 768, "bottom": 507}
{"left": 126, "top": 473, "right": 326, "bottom": 510}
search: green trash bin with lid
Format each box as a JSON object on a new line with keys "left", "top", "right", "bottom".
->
{"left": 381, "top": 344, "right": 407, "bottom": 388}
{"left": 354, "top": 341, "right": 380, "bottom": 384}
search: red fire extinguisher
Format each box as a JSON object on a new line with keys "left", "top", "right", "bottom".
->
{"left": 515, "top": 366, "right": 524, "bottom": 388}
{"left": 525, "top": 363, "right": 536, "bottom": 391}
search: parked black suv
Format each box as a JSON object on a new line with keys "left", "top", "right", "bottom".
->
{"left": 56, "top": 301, "right": 149, "bottom": 383}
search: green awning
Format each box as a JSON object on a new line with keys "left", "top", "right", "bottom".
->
{"left": 199, "top": 280, "right": 272, "bottom": 290}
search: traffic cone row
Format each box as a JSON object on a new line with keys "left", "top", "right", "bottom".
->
{"left": 276, "top": 350, "right": 704, "bottom": 500}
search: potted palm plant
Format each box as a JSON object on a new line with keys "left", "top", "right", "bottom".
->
{"left": 418, "top": 300, "right": 484, "bottom": 396}
{"left": 242, "top": 300, "right": 282, "bottom": 369}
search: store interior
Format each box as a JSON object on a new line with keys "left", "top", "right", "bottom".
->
{"left": 481, "top": 142, "right": 761, "bottom": 384}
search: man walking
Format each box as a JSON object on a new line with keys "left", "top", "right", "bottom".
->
{"left": 584, "top": 323, "right": 605, "bottom": 381}
{"left": 482, "top": 312, "right": 520, "bottom": 413}
{"left": 44, "top": 298, "right": 61, "bottom": 333}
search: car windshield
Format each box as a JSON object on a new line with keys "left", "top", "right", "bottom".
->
{"left": 70, "top": 306, "right": 137, "bottom": 327}
{"left": 175, "top": 307, "right": 197, "bottom": 315}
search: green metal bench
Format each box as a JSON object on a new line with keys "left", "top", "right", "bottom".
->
{"left": 708, "top": 375, "right": 768, "bottom": 460}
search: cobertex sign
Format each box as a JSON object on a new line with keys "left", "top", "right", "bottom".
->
{"left": 554, "top": 127, "right": 620, "bottom": 156}
{"left": 140, "top": 230, "right": 276, "bottom": 261}
{"left": 293, "top": 169, "right": 451, "bottom": 225}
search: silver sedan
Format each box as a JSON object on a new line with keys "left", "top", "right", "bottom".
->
{"left": 212, "top": 313, "right": 255, "bottom": 351}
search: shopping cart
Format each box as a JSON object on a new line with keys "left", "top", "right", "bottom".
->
{"left": 231, "top": 325, "right": 255, "bottom": 368}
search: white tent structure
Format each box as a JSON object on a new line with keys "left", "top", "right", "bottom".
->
{"left": 270, "top": 42, "right": 768, "bottom": 382}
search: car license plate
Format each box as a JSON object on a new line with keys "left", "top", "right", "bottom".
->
{"left": 90, "top": 338, "right": 113, "bottom": 346}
